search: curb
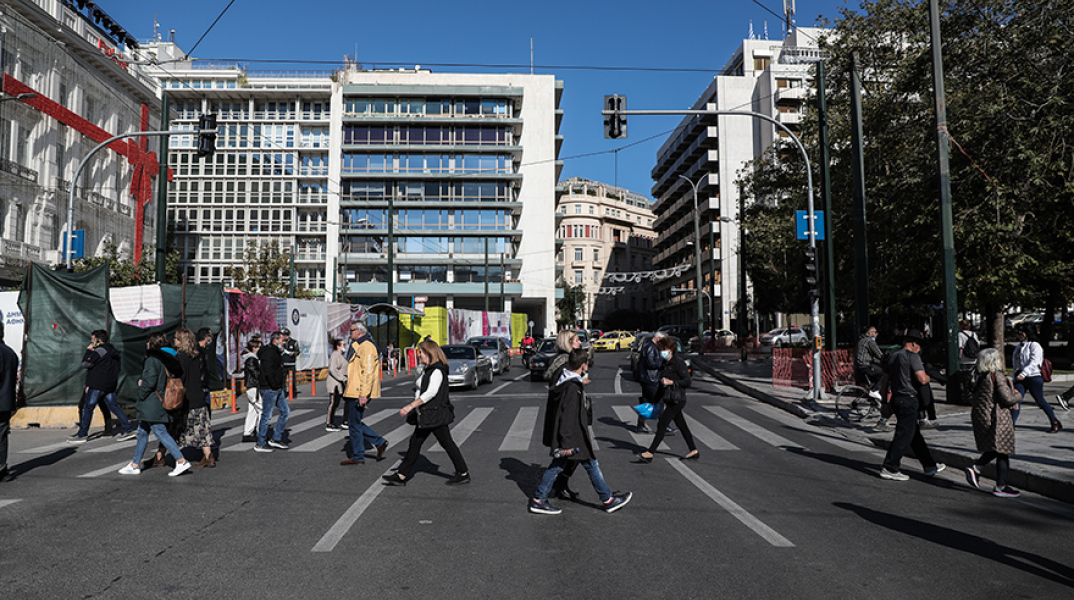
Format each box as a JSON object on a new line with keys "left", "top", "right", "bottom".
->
{"left": 692, "top": 356, "right": 1074, "bottom": 505}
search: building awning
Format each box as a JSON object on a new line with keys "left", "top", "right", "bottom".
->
{"left": 366, "top": 303, "right": 425, "bottom": 316}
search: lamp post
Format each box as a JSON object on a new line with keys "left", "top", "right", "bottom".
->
{"left": 678, "top": 175, "right": 707, "bottom": 357}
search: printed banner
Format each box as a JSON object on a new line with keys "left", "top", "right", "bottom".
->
{"left": 0, "top": 291, "right": 25, "bottom": 360}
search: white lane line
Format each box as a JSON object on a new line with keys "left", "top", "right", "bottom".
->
{"left": 739, "top": 404, "right": 878, "bottom": 454}
{"left": 705, "top": 406, "right": 805, "bottom": 450}
{"left": 383, "top": 423, "right": 413, "bottom": 449}
{"left": 499, "top": 406, "right": 539, "bottom": 451}
{"left": 429, "top": 407, "right": 493, "bottom": 452}
{"left": 86, "top": 410, "right": 251, "bottom": 454}
{"left": 615, "top": 368, "right": 623, "bottom": 395}
{"left": 668, "top": 458, "right": 795, "bottom": 547}
{"left": 484, "top": 381, "right": 513, "bottom": 397}
{"left": 222, "top": 409, "right": 314, "bottom": 452}
{"left": 292, "top": 409, "right": 395, "bottom": 453}
{"left": 683, "top": 414, "right": 739, "bottom": 450}
{"left": 21, "top": 441, "right": 75, "bottom": 454}
{"left": 611, "top": 406, "right": 670, "bottom": 450}
{"left": 311, "top": 460, "right": 402, "bottom": 553}
{"left": 78, "top": 460, "right": 130, "bottom": 478}
{"left": 512, "top": 371, "right": 531, "bottom": 382}
{"left": 588, "top": 425, "right": 600, "bottom": 451}
{"left": 0, "top": 499, "right": 22, "bottom": 509}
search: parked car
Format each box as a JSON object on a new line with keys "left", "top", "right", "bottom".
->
{"left": 657, "top": 324, "right": 698, "bottom": 346}
{"left": 592, "top": 330, "right": 636, "bottom": 351}
{"left": 688, "top": 329, "right": 737, "bottom": 351}
{"left": 527, "top": 338, "right": 559, "bottom": 382}
{"left": 466, "top": 336, "right": 511, "bottom": 374}
{"left": 573, "top": 330, "right": 595, "bottom": 366}
{"left": 442, "top": 345, "right": 494, "bottom": 389}
{"left": 759, "top": 326, "right": 808, "bottom": 347}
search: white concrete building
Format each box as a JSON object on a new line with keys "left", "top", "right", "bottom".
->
{"left": 0, "top": 0, "right": 163, "bottom": 285}
{"left": 650, "top": 27, "right": 824, "bottom": 331}
{"left": 139, "top": 46, "right": 563, "bottom": 332}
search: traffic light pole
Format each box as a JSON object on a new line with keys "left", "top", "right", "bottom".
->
{"left": 604, "top": 106, "right": 823, "bottom": 399}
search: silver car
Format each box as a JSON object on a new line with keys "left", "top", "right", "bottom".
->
{"left": 442, "top": 345, "right": 493, "bottom": 390}
{"left": 466, "top": 336, "right": 511, "bottom": 375}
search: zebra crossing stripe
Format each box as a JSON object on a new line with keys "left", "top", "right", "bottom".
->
{"left": 0, "top": 499, "right": 22, "bottom": 509}
{"left": 683, "top": 414, "right": 739, "bottom": 450}
{"left": 311, "top": 460, "right": 402, "bottom": 553}
{"left": 291, "top": 409, "right": 395, "bottom": 453}
{"left": 78, "top": 461, "right": 130, "bottom": 478}
{"left": 20, "top": 441, "right": 71, "bottom": 454}
{"left": 739, "top": 403, "right": 878, "bottom": 454}
{"left": 222, "top": 409, "right": 315, "bottom": 451}
{"left": 705, "top": 406, "right": 805, "bottom": 450}
{"left": 484, "top": 381, "right": 513, "bottom": 396}
{"left": 611, "top": 406, "right": 670, "bottom": 451}
{"left": 499, "top": 407, "right": 539, "bottom": 451}
{"left": 429, "top": 407, "right": 493, "bottom": 452}
{"left": 668, "top": 458, "right": 795, "bottom": 547}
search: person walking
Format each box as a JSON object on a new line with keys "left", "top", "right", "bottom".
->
{"left": 69, "top": 330, "right": 137, "bottom": 443}
{"left": 636, "top": 336, "right": 698, "bottom": 462}
{"left": 965, "top": 348, "right": 1021, "bottom": 498}
{"left": 325, "top": 338, "right": 348, "bottom": 431}
{"left": 955, "top": 319, "right": 981, "bottom": 405}
{"left": 339, "top": 322, "right": 387, "bottom": 465}
{"left": 240, "top": 339, "right": 262, "bottom": 443}
{"left": 118, "top": 333, "right": 191, "bottom": 477}
{"left": 542, "top": 330, "right": 583, "bottom": 500}
{"left": 529, "top": 349, "right": 632, "bottom": 515}
{"left": 0, "top": 323, "right": 19, "bottom": 483}
{"left": 878, "top": 329, "right": 946, "bottom": 481}
{"left": 174, "top": 327, "right": 215, "bottom": 468}
{"left": 634, "top": 331, "right": 668, "bottom": 433}
{"left": 280, "top": 328, "right": 300, "bottom": 398}
{"left": 1011, "top": 327, "right": 1062, "bottom": 433}
{"left": 382, "top": 340, "right": 469, "bottom": 486}
{"left": 255, "top": 332, "right": 291, "bottom": 452}
{"left": 853, "top": 325, "right": 884, "bottom": 400}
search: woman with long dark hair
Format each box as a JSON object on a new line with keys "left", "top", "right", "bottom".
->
{"left": 325, "top": 338, "right": 348, "bottom": 431}
{"left": 636, "top": 336, "right": 698, "bottom": 462}
{"left": 383, "top": 340, "right": 470, "bottom": 486}
{"left": 174, "top": 327, "right": 215, "bottom": 467}
{"left": 118, "top": 332, "right": 191, "bottom": 477}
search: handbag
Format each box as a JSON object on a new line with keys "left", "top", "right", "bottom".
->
{"left": 664, "top": 384, "right": 685, "bottom": 405}
{"left": 415, "top": 400, "right": 454, "bottom": 429}
{"left": 632, "top": 402, "right": 655, "bottom": 419}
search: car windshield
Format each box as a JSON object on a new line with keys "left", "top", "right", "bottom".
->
{"left": 600, "top": 332, "right": 618, "bottom": 339}
{"left": 537, "top": 339, "right": 556, "bottom": 353}
{"left": 575, "top": 332, "right": 589, "bottom": 343}
{"left": 443, "top": 346, "right": 476, "bottom": 360}
{"left": 466, "top": 338, "right": 498, "bottom": 349}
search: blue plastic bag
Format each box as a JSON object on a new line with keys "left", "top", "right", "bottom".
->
{"left": 632, "top": 402, "right": 655, "bottom": 419}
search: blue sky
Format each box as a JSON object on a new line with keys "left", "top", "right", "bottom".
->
{"left": 102, "top": 0, "right": 850, "bottom": 201}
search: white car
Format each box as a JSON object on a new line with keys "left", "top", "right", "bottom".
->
{"left": 759, "top": 327, "right": 807, "bottom": 348}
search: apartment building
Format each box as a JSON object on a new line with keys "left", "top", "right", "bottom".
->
{"left": 556, "top": 177, "right": 656, "bottom": 328}
{"left": 650, "top": 27, "right": 825, "bottom": 330}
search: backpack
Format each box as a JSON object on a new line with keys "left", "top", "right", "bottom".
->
{"left": 1041, "top": 358, "right": 1053, "bottom": 383}
{"left": 155, "top": 365, "right": 186, "bottom": 411}
{"left": 961, "top": 333, "right": 980, "bottom": 360}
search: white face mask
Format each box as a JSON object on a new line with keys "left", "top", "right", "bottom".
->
{"left": 660, "top": 350, "right": 671, "bottom": 360}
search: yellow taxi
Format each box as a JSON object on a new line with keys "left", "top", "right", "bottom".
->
{"left": 592, "top": 330, "right": 637, "bottom": 351}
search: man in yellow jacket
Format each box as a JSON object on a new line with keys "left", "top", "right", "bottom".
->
{"left": 340, "top": 321, "right": 388, "bottom": 466}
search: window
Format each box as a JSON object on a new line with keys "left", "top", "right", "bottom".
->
{"left": 574, "top": 248, "right": 583, "bottom": 261}
{"left": 593, "top": 249, "right": 600, "bottom": 262}
{"left": 754, "top": 57, "right": 770, "bottom": 71}
{"left": 589, "top": 205, "right": 595, "bottom": 214}
{"left": 574, "top": 204, "right": 581, "bottom": 214}
{"left": 574, "top": 270, "right": 583, "bottom": 284}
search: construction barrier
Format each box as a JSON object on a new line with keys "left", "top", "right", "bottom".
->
{"left": 230, "top": 377, "right": 239, "bottom": 414}
{"left": 406, "top": 348, "right": 418, "bottom": 374}
{"left": 310, "top": 369, "right": 316, "bottom": 396}
{"left": 287, "top": 371, "right": 294, "bottom": 402}
{"left": 773, "top": 348, "right": 853, "bottom": 390}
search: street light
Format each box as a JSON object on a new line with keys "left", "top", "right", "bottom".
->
{"left": 678, "top": 175, "right": 707, "bottom": 357}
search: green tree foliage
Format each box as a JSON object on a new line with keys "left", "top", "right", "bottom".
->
{"left": 71, "top": 242, "right": 182, "bottom": 287}
{"left": 555, "top": 283, "right": 586, "bottom": 330}
{"left": 740, "top": 0, "right": 1074, "bottom": 345}
{"left": 225, "top": 239, "right": 319, "bottom": 299}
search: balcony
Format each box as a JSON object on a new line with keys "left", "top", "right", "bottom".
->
{"left": 0, "top": 157, "right": 38, "bottom": 182}
{"left": 0, "top": 239, "right": 45, "bottom": 266}
{"left": 776, "top": 112, "right": 801, "bottom": 126}
{"left": 776, "top": 87, "right": 807, "bottom": 102}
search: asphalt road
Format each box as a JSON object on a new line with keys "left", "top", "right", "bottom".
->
{"left": 2, "top": 351, "right": 1073, "bottom": 599}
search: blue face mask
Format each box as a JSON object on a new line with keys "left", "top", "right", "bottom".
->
{"left": 660, "top": 350, "right": 671, "bottom": 360}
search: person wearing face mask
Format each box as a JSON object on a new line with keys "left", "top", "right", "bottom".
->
{"left": 636, "top": 336, "right": 697, "bottom": 463}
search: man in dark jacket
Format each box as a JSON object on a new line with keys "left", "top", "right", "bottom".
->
{"left": 69, "top": 330, "right": 136, "bottom": 443}
{"left": 255, "top": 332, "right": 290, "bottom": 452}
{"left": 0, "top": 323, "right": 19, "bottom": 482}
{"left": 280, "top": 327, "right": 300, "bottom": 397}
{"left": 529, "top": 349, "right": 632, "bottom": 515}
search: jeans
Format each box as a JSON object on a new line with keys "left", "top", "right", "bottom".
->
{"left": 0, "top": 410, "right": 10, "bottom": 473}
{"left": 397, "top": 424, "right": 467, "bottom": 477}
{"left": 882, "top": 394, "right": 936, "bottom": 473}
{"left": 536, "top": 457, "right": 611, "bottom": 503}
{"left": 132, "top": 422, "right": 183, "bottom": 465}
{"left": 257, "top": 388, "right": 290, "bottom": 445}
{"left": 344, "top": 399, "right": 385, "bottom": 461}
{"left": 243, "top": 387, "right": 262, "bottom": 436}
{"left": 1013, "top": 375, "right": 1057, "bottom": 423}
{"left": 77, "top": 388, "right": 133, "bottom": 437}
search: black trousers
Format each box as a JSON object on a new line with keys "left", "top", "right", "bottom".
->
{"left": 397, "top": 424, "right": 468, "bottom": 478}
{"left": 326, "top": 388, "right": 349, "bottom": 425}
{"left": 882, "top": 395, "right": 936, "bottom": 472}
{"left": 648, "top": 401, "right": 696, "bottom": 454}
{"left": 0, "top": 410, "right": 10, "bottom": 474}
{"left": 976, "top": 451, "right": 1010, "bottom": 488}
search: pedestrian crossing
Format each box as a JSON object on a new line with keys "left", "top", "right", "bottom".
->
{"left": 10, "top": 399, "right": 884, "bottom": 481}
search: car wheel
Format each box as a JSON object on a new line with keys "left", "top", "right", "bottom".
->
{"left": 774, "top": 340, "right": 783, "bottom": 348}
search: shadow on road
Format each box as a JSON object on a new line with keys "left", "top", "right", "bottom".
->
{"left": 10, "top": 447, "right": 76, "bottom": 477}
{"left": 499, "top": 457, "right": 546, "bottom": 498}
{"left": 834, "top": 502, "right": 1074, "bottom": 588}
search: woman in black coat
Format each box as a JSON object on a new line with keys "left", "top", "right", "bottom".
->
{"left": 118, "top": 332, "right": 191, "bottom": 477}
{"left": 637, "top": 336, "right": 698, "bottom": 462}
{"left": 382, "top": 340, "right": 469, "bottom": 486}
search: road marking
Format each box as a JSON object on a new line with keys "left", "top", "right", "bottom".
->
{"left": 383, "top": 423, "right": 413, "bottom": 448}
{"left": 311, "top": 460, "right": 402, "bottom": 553}
{"left": 84, "top": 410, "right": 252, "bottom": 453}
{"left": 499, "top": 406, "right": 539, "bottom": 451}
{"left": 739, "top": 404, "right": 877, "bottom": 454}
{"left": 683, "top": 414, "right": 739, "bottom": 450}
{"left": 291, "top": 409, "right": 395, "bottom": 452}
{"left": 429, "top": 407, "right": 493, "bottom": 452}
{"left": 222, "top": 409, "right": 314, "bottom": 451}
{"left": 705, "top": 406, "right": 805, "bottom": 450}
{"left": 0, "top": 499, "right": 22, "bottom": 509}
{"left": 21, "top": 441, "right": 74, "bottom": 454}
{"left": 668, "top": 458, "right": 794, "bottom": 547}
{"left": 611, "top": 406, "right": 670, "bottom": 450}
{"left": 78, "top": 461, "right": 130, "bottom": 478}
{"left": 615, "top": 368, "right": 623, "bottom": 395}
{"left": 512, "top": 371, "right": 530, "bottom": 382}
{"left": 484, "top": 381, "right": 513, "bottom": 396}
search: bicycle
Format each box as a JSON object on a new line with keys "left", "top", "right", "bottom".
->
{"left": 834, "top": 371, "right": 883, "bottom": 422}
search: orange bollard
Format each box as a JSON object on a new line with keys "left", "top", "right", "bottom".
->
{"left": 230, "top": 377, "right": 239, "bottom": 414}
{"left": 311, "top": 368, "right": 316, "bottom": 396}
{"left": 288, "top": 371, "right": 294, "bottom": 402}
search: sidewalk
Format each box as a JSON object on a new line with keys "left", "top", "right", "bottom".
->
{"left": 691, "top": 351, "right": 1074, "bottom": 504}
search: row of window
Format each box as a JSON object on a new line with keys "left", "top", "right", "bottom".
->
{"left": 341, "top": 153, "right": 511, "bottom": 174}
{"left": 187, "top": 264, "right": 327, "bottom": 290}
{"left": 171, "top": 124, "right": 297, "bottom": 149}
{"left": 342, "top": 181, "right": 510, "bottom": 202}
{"left": 342, "top": 208, "right": 513, "bottom": 230}
{"left": 341, "top": 236, "right": 511, "bottom": 255}
{"left": 172, "top": 207, "right": 328, "bottom": 233}
{"left": 173, "top": 101, "right": 331, "bottom": 121}
{"left": 344, "top": 126, "right": 511, "bottom": 146}
{"left": 170, "top": 180, "right": 294, "bottom": 204}
{"left": 343, "top": 98, "right": 510, "bottom": 118}
{"left": 558, "top": 225, "right": 603, "bottom": 240}
{"left": 343, "top": 265, "right": 510, "bottom": 285}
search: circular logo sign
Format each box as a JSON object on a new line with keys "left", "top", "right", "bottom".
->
{"left": 291, "top": 308, "right": 300, "bottom": 326}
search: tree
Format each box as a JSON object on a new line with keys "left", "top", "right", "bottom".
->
{"left": 72, "top": 241, "right": 182, "bottom": 287}
{"left": 556, "top": 282, "right": 586, "bottom": 330}
{"left": 225, "top": 239, "right": 319, "bottom": 300}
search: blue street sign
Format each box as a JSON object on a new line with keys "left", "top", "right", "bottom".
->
{"left": 61, "top": 230, "right": 85, "bottom": 260}
{"left": 795, "top": 211, "right": 825, "bottom": 241}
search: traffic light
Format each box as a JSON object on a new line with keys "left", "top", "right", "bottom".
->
{"left": 197, "top": 113, "right": 217, "bottom": 159}
{"left": 603, "top": 95, "right": 627, "bottom": 139}
{"left": 804, "top": 247, "right": 820, "bottom": 298}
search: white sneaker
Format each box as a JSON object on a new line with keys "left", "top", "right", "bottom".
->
{"left": 867, "top": 390, "right": 881, "bottom": 400}
{"left": 268, "top": 440, "right": 289, "bottom": 450}
{"left": 169, "top": 461, "right": 192, "bottom": 477}
{"left": 924, "top": 463, "right": 946, "bottom": 477}
{"left": 118, "top": 464, "right": 141, "bottom": 475}
{"left": 880, "top": 468, "right": 909, "bottom": 481}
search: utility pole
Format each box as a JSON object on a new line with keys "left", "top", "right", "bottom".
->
{"left": 817, "top": 62, "right": 837, "bottom": 350}
{"left": 387, "top": 193, "right": 394, "bottom": 305}
{"left": 679, "top": 174, "right": 706, "bottom": 358}
{"left": 849, "top": 53, "right": 870, "bottom": 337}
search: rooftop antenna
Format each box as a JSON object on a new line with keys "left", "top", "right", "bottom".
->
{"left": 153, "top": 14, "right": 159, "bottom": 43}
{"left": 783, "top": 0, "right": 796, "bottom": 36}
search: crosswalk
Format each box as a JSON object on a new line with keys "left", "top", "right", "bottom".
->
{"left": 8, "top": 400, "right": 883, "bottom": 483}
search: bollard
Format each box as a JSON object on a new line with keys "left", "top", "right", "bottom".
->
{"left": 311, "top": 368, "right": 316, "bottom": 396}
{"left": 230, "top": 377, "right": 239, "bottom": 414}
{"left": 288, "top": 371, "right": 294, "bottom": 402}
